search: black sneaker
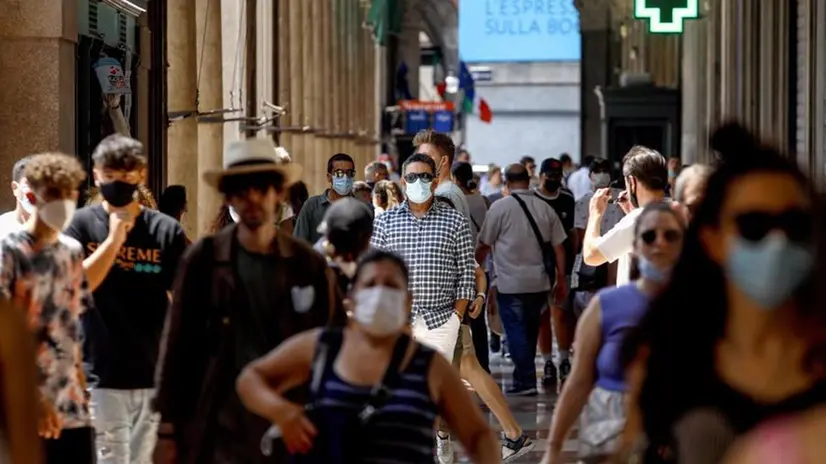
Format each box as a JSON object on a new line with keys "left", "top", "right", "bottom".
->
{"left": 501, "top": 432, "right": 535, "bottom": 462}
{"left": 557, "top": 358, "right": 572, "bottom": 391}
{"left": 505, "top": 385, "right": 538, "bottom": 396}
{"left": 542, "top": 360, "right": 557, "bottom": 387}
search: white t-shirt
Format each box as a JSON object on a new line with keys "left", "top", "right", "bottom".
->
{"left": 594, "top": 207, "right": 642, "bottom": 286}
{"left": 0, "top": 211, "right": 23, "bottom": 239}
{"left": 567, "top": 167, "right": 593, "bottom": 201}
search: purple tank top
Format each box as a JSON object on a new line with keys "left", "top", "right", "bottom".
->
{"left": 594, "top": 284, "right": 650, "bottom": 392}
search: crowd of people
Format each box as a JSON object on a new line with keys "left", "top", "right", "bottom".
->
{"left": 0, "top": 122, "right": 825, "bottom": 464}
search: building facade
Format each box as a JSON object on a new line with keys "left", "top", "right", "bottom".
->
{"left": 0, "top": 0, "right": 384, "bottom": 237}
{"left": 578, "top": 0, "right": 826, "bottom": 185}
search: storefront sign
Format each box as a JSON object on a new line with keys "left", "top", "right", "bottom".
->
{"left": 94, "top": 57, "right": 132, "bottom": 95}
{"left": 634, "top": 0, "right": 700, "bottom": 34}
{"left": 400, "top": 101, "right": 456, "bottom": 135}
{"left": 459, "top": 0, "right": 580, "bottom": 62}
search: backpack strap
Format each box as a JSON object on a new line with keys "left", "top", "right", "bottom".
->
{"left": 308, "top": 327, "right": 344, "bottom": 398}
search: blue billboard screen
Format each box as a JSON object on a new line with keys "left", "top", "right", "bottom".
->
{"left": 459, "top": 0, "right": 581, "bottom": 63}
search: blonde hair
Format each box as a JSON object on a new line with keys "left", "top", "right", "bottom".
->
{"left": 373, "top": 180, "right": 403, "bottom": 209}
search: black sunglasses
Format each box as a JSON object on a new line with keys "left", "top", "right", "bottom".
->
{"left": 640, "top": 229, "right": 683, "bottom": 245}
{"left": 734, "top": 209, "right": 812, "bottom": 243}
{"left": 403, "top": 172, "right": 435, "bottom": 183}
{"left": 331, "top": 169, "right": 356, "bottom": 178}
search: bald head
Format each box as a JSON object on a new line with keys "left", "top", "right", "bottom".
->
{"left": 504, "top": 163, "right": 530, "bottom": 189}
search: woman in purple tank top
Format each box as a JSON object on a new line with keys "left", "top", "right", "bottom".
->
{"left": 542, "top": 203, "right": 685, "bottom": 464}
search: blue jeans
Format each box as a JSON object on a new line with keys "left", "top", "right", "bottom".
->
{"left": 91, "top": 388, "right": 159, "bottom": 464}
{"left": 497, "top": 291, "right": 548, "bottom": 389}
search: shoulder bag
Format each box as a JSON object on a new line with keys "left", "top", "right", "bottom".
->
{"left": 512, "top": 194, "right": 557, "bottom": 286}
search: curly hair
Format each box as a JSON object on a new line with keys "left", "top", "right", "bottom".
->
{"left": 24, "top": 153, "right": 86, "bottom": 192}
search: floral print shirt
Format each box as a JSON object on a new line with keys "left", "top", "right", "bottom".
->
{"left": 0, "top": 231, "right": 92, "bottom": 428}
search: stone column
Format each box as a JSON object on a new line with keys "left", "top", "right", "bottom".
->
{"left": 221, "top": 0, "right": 243, "bottom": 144}
{"left": 277, "top": 0, "right": 292, "bottom": 152}
{"left": 196, "top": 0, "right": 223, "bottom": 236}
{"left": 320, "top": 0, "right": 333, "bottom": 178}
{"left": 0, "top": 0, "right": 77, "bottom": 209}
{"left": 288, "top": 0, "right": 306, "bottom": 188}
{"left": 681, "top": 18, "right": 708, "bottom": 165}
{"left": 303, "top": 0, "right": 318, "bottom": 193}
{"left": 332, "top": 0, "right": 344, "bottom": 155}
{"left": 375, "top": 43, "right": 386, "bottom": 160}
{"left": 257, "top": 0, "right": 274, "bottom": 139}
{"left": 310, "top": 0, "right": 326, "bottom": 194}
{"left": 167, "top": 0, "right": 199, "bottom": 236}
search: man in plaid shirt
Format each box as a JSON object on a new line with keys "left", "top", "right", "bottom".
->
{"left": 370, "top": 153, "right": 476, "bottom": 360}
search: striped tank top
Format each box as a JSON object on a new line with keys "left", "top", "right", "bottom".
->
{"left": 293, "top": 328, "right": 439, "bottom": 464}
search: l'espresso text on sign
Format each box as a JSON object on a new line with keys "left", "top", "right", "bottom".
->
{"left": 484, "top": 0, "right": 579, "bottom": 36}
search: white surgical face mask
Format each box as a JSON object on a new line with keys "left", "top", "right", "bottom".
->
{"left": 38, "top": 199, "right": 76, "bottom": 231}
{"left": 352, "top": 286, "right": 408, "bottom": 337}
{"left": 229, "top": 206, "right": 240, "bottom": 223}
{"left": 405, "top": 179, "right": 433, "bottom": 204}
{"left": 590, "top": 173, "right": 611, "bottom": 189}
{"left": 17, "top": 186, "right": 34, "bottom": 214}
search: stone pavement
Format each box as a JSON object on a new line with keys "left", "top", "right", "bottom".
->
{"left": 453, "top": 353, "right": 580, "bottom": 463}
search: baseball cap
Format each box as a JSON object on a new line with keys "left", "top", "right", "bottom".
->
{"left": 539, "top": 158, "right": 563, "bottom": 175}
{"left": 317, "top": 197, "right": 374, "bottom": 238}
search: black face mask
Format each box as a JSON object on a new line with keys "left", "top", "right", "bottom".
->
{"left": 366, "top": 181, "right": 376, "bottom": 191}
{"left": 543, "top": 179, "right": 561, "bottom": 192}
{"left": 100, "top": 181, "right": 138, "bottom": 207}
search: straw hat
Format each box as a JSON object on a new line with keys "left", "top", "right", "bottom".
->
{"left": 203, "top": 139, "right": 302, "bottom": 188}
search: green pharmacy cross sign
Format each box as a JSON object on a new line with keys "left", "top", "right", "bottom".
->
{"left": 634, "top": 0, "right": 700, "bottom": 34}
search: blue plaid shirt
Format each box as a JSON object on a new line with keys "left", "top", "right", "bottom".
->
{"left": 371, "top": 201, "right": 475, "bottom": 330}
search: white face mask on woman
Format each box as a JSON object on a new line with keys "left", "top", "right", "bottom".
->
{"left": 352, "top": 286, "right": 408, "bottom": 337}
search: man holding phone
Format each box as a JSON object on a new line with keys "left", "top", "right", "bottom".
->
{"left": 580, "top": 146, "right": 668, "bottom": 286}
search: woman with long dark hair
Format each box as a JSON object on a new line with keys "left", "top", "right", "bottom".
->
{"left": 717, "top": 197, "right": 826, "bottom": 464}
{"left": 621, "top": 123, "right": 826, "bottom": 463}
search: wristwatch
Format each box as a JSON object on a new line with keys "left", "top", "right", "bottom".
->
{"left": 475, "top": 292, "right": 486, "bottom": 302}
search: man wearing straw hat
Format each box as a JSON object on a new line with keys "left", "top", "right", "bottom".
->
{"left": 153, "top": 138, "right": 343, "bottom": 464}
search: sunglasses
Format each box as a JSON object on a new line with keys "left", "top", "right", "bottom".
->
{"left": 331, "top": 169, "right": 356, "bottom": 178}
{"left": 403, "top": 172, "right": 435, "bottom": 183}
{"left": 734, "top": 209, "right": 811, "bottom": 243}
{"left": 640, "top": 229, "right": 683, "bottom": 245}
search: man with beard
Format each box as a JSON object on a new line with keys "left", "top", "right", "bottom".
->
{"left": 153, "top": 139, "right": 342, "bottom": 463}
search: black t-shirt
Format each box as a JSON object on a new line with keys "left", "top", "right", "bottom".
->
{"left": 66, "top": 205, "right": 188, "bottom": 389}
{"left": 535, "top": 188, "right": 576, "bottom": 273}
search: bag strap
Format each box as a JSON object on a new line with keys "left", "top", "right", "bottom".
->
{"left": 359, "top": 333, "right": 411, "bottom": 420}
{"left": 309, "top": 328, "right": 344, "bottom": 397}
{"left": 512, "top": 193, "right": 546, "bottom": 252}
{"left": 470, "top": 214, "right": 481, "bottom": 232}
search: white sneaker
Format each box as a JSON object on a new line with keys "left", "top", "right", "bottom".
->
{"left": 436, "top": 433, "right": 454, "bottom": 464}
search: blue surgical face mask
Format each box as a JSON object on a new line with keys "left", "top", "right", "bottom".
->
{"left": 638, "top": 256, "right": 671, "bottom": 284}
{"left": 725, "top": 234, "right": 814, "bottom": 310}
{"left": 405, "top": 179, "right": 433, "bottom": 204}
{"left": 332, "top": 176, "right": 353, "bottom": 196}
